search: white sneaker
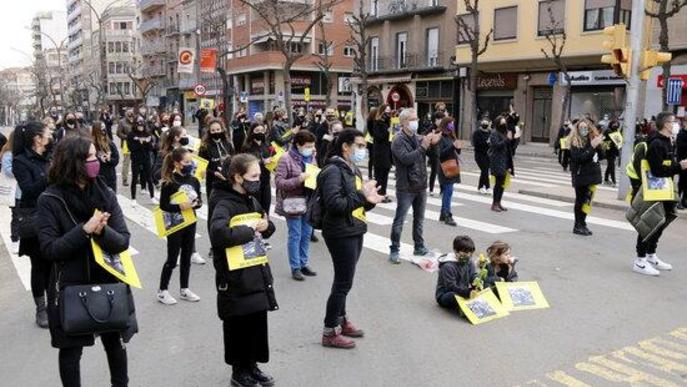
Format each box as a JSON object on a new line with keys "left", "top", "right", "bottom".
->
{"left": 191, "top": 252, "right": 206, "bottom": 265}
{"left": 180, "top": 288, "right": 200, "bottom": 302}
{"left": 486, "top": 188, "right": 493, "bottom": 196}
{"left": 647, "top": 254, "right": 672, "bottom": 271}
{"left": 157, "top": 290, "right": 178, "bottom": 305}
{"left": 151, "top": 197, "right": 159, "bottom": 204}
{"left": 633, "top": 258, "right": 660, "bottom": 276}
{"left": 10, "top": 241, "right": 19, "bottom": 254}
{"left": 478, "top": 187, "right": 487, "bottom": 195}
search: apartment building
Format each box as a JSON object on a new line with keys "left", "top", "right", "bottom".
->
{"left": 363, "top": 0, "right": 457, "bottom": 120}
{"left": 0, "top": 67, "right": 37, "bottom": 123}
{"left": 31, "top": 10, "right": 68, "bottom": 109}
{"left": 138, "top": 0, "right": 167, "bottom": 106}
{"left": 165, "top": 0, "right": 201, "bottom": 118}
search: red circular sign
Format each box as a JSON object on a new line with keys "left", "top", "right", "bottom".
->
{"left": 193, "top": 84, "right": 206, "bottom": 96}
{"left": 179, "top": 50, "right": 193, "bottom": 65}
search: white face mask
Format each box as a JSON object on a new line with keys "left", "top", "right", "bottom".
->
{"left": 408, "top": 120, "right": 419, "bottom": 133}
{"left": 173, "top": 120, "right": 182, "bottom": 127}
{"left": 672, "top": 122, "right": 681, "bottom": 136}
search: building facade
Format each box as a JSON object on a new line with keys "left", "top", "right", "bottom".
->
{"left": 138, "top": 0, "right": 168, "bottom": 106}
{"left": 31, "top": 10, "right": 68, "bottom": 110}
{"left": 0, "top": 67, "right": 37, "bottom": 124}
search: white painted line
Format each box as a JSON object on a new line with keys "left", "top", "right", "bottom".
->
{"left": 0, "top": 205, "right": 30, "bottom": 291}
{"left": 460, "top": 171, "right": 556, "bottom": 188}
{"left": 452, "top": 185, "right": 572, "bottom": 207}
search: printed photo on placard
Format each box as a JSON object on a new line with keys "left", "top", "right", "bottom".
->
{"left": 495, "top": 281, "right": 550, "bottom": 311}
{"left": 641, "top": 160, "right": 675, "bottom": 201}
{"left": 91, "top": 238, "right": 142, "bottom": 288}
{"left": 153, "top": 191, "right": 197, "bottom": 238}
{"left": 456, "top": 288, "right": 509, "bottom": 325}
{"left": 226, "top": 212, "right": 269, "bottom": 271}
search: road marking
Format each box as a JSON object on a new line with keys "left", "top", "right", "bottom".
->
{"left": 461, "top": 171, "right": 557, "bottom": 188}
{"left": 452, "top": 185, "right": 572, "bottom": 207}
{"left": 0, "top": 205, "right": 30, "bottom": 290}
{"left": 545, "top": 371, "right": 590, "bottom": 387}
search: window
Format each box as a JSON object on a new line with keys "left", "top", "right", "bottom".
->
{"left": 124, "top": 82, "right": 130, "bottom": 95}
{"left": 116, "top": 62, "right": 123, "bottom": 74}
{"left": 343, "top": 46, "right": 355, "bottom": 57}
{"left": 287, "top": 42, "right": 303, "bottom": 54}
{"left": 318, "top": 41, "right": 334, "bottom": 56}
{"left": 429, "top": 0, "right": 439, "bottom": 6}
{"left": 109, "top": 82, "right": 116, "bottom": 95}
{"left": 323, "top": 10, "right": 333, "bottom": 23}
{"left": 108, "top": 62, "right": 115, "bottom": 74}
{"left": 369, "top": 36, "right": 379, "bottom": 71}
{"left": 122, "top": 42, "right": 129, "bottom": 53}
{"left": 371, "top": 0, "right": 378, "bottom": 16}
{"left": 120, "top": 22, "right": 127, "bottom": 30}
{"left": 344, "top": 12, "right": 354, "bottom": 25}
{"left": 115, "top": 41, "right": 122, "bottom": 53}
{"left": 584, "top": 0, "right": 615, "bottom": 31}
{"left": 396, "top": 32, "right": 407, "bottom": 68}
{"left": 236, "top": 14, "right": 246, "bottom": 26}
{"left": 538, "top": 0, "right": 565, "bottom": 36}
{"left": 426, "top": 28, "right": 438, "bottom": 66}
{"left": 456, "top": 14, "right": 474, "bottom": 44}
{"left": 493, "top": 6, "right": 517, "bottom": 40}
{"left": 108, "top": 42, "right": 114, "bottom": 53}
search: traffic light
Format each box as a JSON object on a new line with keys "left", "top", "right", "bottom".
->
{"left": 600, "top": 24, "right": 631, "bottom": 78}
{"left": 639, "top": 50, "right": 672, "bottom": 81}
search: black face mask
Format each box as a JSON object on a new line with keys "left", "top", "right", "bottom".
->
{"left": 66, "top": 119, "right": 76, "bottom": 126}
{"left": 242, "top": 179, "right": 261, "bottom": 195}
{"left": 254, "top": 133, "right": 265, "bottom": 142}
{"left": 179, "top": 137, "right": 190, "bottom": 146}
{"left": 211, "top": 132, "right": 224, "bottom": 140}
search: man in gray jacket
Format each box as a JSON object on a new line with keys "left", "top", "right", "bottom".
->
{"left": 389, "top": 108, "right": 440, "bottom": 264}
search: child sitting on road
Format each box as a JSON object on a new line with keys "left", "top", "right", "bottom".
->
{"left": 435, "top": 235, "right": 479, "bottom": 311}
{"left": 483, "top": 241, "right": 519, "bottom": 288}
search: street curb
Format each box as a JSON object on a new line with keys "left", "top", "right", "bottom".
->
{"left": 518, "top": 189, "right": 629, "bottom": 211}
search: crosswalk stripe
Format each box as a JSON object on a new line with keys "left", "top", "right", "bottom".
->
{"left": 0, "top": 205, "right": 30, "bottom": 291}
{"left": 460, "top": 171, "right": 557, "bottom": 188}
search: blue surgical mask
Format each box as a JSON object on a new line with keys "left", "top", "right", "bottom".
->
{"left": 351, "top": 148, "right": 367, "bottom": 163}
{"left": 408, "top": 120, "right": 419, "bottom": 133}
{"left": 299, "top": 147, "right": 314, "bottom": 158}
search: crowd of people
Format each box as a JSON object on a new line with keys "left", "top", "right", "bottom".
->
{"left": 0, "top": 100, "right": 686, "bottom": 386}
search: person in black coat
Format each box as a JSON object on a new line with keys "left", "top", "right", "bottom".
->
{"left": 365, "top": 108, "right": 377, "bottom": 179}
{"left": 194, "top": 107, "right": 209, "bottom": 138}
{"left": 488, "top": 115, "right": 514, "bottom": 212}
{"left": 35, "top": 136, "right": 137, "bottom": 387}
{"left": 506, "top": 109, "right": 521, "bottom": 156}
{"left": 242, "top": 122, "right": 276, "bottom": 215}
{"left": 231, "top": 111, "right": 251, "bottom": 152}
{"left": 472, "top": 118, "right": 492, "bottom": 193}
{"left": 603, "top": 120, "right": 621, "bottom": 186}
{"left": 435, "top": 235, "right": 477, "bottom": 311}
{"left": 557, "top": 121, "right": 573, "bottom": 171}
{"left": 99, "top": 108, "right": 114, "bottom": 140}
{"left": 12, "top": 121, "right": 53, "bottom": 328}
{"left": 198, "top": 118, "right": 234, "bottom": 200}
{"left": 569, "top": 119, "right": 605, "bottom": 236}
{"left": 675, "top": 121, "right": 687, "bottom": 209}
{"left": 372, "top": 104, "right": 392, "bottom": 202}
{"left": 126, "top": 118, "right": 155, "bottom": 201}
{"left": 209, "top": 153, "right": 277, "bottom": 387}
{"left": 319, "top": 129, "right": 381, "bottom": 349}
{"left": 91, "top": 120, "right": 120, "bottom": 192}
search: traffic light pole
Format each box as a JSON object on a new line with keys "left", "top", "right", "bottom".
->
{"left": 618, "top": 0, "right": 646, "bottom": 201}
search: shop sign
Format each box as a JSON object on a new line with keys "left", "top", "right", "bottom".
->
{"left": 477, "top": 73, "right": 517, "bottom": 90}
{"left": 560, "top": 70, "right": 625, "bottom": 86}
{"left": 658, "top": 74, "right": 687, "bottom": 88}
{"left": 251, "top": 80, "right": 265, "bottom": 94}
{"left": 291, "top": 76, "right": 311, "bottom": 86}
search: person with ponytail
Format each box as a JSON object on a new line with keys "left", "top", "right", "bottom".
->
{"left": 157, "top": 147, "right": 203, "bottom": 305}
{"left": 91, "top": 120, "right": 120, "bottom": 192}
{"left": 126, "top": 117, "right": 156, "bottom": 202}
{"left": 488, "top": 115, "right": 514, "bottom": 212}
{"left": 12, "top": 121, "right": 53, "bottom": 328}
{"left": 199, "top": 119, "right": 234, "bottom": 200}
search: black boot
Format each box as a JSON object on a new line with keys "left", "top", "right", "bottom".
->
{"left": 444, "top": 214, "right": 457, "bottom": 227}
{"left": 34, "top": 296, "right": 48, "bottom": 329}
{"left": 439, "top": 212, "right": 446, "bottom": 222}
{"left": 250, "top": 365, "right": 275, "bottom": 387}
{"left": 231, "top": 367, "right": 258, "bottom": 387}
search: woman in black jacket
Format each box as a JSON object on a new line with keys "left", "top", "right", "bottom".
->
{"left": 319, "top": 129, "right": 382, "bottom": 349}
{"left": 365, "top": 108, "right": 377, "bottom": 179}
{"left": 198, "top": 118, "right": 234, "bottom": 200}
{"left": 91, "top": 120, "right": 120, "bottom": 192}
{"left": 570, "top": 119, "right": 605, "bottom": 236}
{"left": 209, "top": 153, "right": 277, "bottom": 387}
{"left": 12, "top": 121, "right": 53, "bottom": 328}
{"left": 372, "top": 104, "right": 392, "bottom": 203}
{"left": 35, "top": 136, "right": 137, "bottom": 387}
{"left": 436, "top": 117, "right": 461, "bottom": 226}
{"left": 126, "top": 118, "right": 155, "bottom": 201}
{"left": 603, "top": 120, "right": 621, "bottom": 186}
{"left": 242, "top": 122, "right": 276, "bottom": 214}
{"left": 488, "top": 115, "right": 513, "bottom": 212}
{"left": 472, "top": 118, "right": 491, "bottom": 194}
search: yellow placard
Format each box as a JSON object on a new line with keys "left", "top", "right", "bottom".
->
{"left": 200, "top": 98, "right": 215, "bottom": 109}
{"left": 345, "top": 111, "right": 353, "bottom": 126}
{"left": 641, "top": 159, "right": 676, "bottom": 202}
{"left": 91, "top": 239, "right": 142, "bottom": 289}
{"left": 153, "top": 191, "right": 197, "bottom": 238}
{"left": 192, "top": 154, "right": 209, "bottom": 182}
{"left": 489, "top": 172, "right": 512, "bottom": 190}
{"left": 265, "top": 142, "right": 284, "bottom": 172}
{"left": 581, "top": 184, "right": 597, "bottom": 215}
{"left": 304, "top": 163, "right": 321, "bottom": 190}
{"left": 304, "top": 87, "right": 311, "bottom": 102}
{"left": 122, "top": 140, "right": 130, "bottom": 155}
{"left": 559, "top": 137, "right": 570, "bottom": 150}
{"left": 456, "top": 288, "right": 509, "bottom": 325}
{"left": 608, "top": 131, "right": 623, "bottom": 148}
{"left": 390, "top": 116, "right": 400, "bottom": 127}
{"left": 495, "top": 281, "right": 550, "bottom": 312}
{"left": 365, "top": 131, "right": 374, "bottom": 144}
{"left": 352, "top": 176, "right": 366, "bottom": 222}
{"left": 225, "top": 212, "right": 269, "bottom": 271}
{"left": 186, "top": 135, "right": 201, "bottom": 153}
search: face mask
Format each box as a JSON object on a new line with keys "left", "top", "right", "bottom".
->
{"left": 173, "top": 120, "right": 182, "bottom": 127}
{"left": 66, "top": 119, "right": 76, "bottom": 126}
{"left": 85, "top": 159, "right": 100, "bottom": 179}
{"left": 351, "top": 148, "right": 367, "bottom": 163}
{"left": 480, "top": 122, "right": 490, "bottom": 129}
{"left": 254, "top": 133, "right": 265, "bottom": 142}
{"left": 457, "top": 253, "right": 471, "bottom": 264}
{"left": 579, "top": 127, "right": 589, "bottom": 137}
{"left": 408, "top": 120, "right": 419, "bottom": 133}
{"left": 672, "top": 122, "right": 680, "bottom": 136}
{"left": 299, "top": 147, "right": 314, "bottom": 158}
{"left": 136, "top": 125, "right": 145, "bottom": 131}
{"left": 181, "top": 164, "right": 194, "bottom": 176}
{"left": 211, "top": 132, "right": 224, "bottom": 140}
{"left": 179, "top": 137, "right": 190, "bottom": 146}
{"left": 447, "top": 123, "right": 455, "bottom": 132}
{"left": 242, "top": 179, "right": 261, "bottom": 195}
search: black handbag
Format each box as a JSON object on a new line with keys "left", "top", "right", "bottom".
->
{"left": 60, "top": 283, "right": 130, "bottom": 335}
{"left": 15, "top": 207, "right": 37, "bottom": 239}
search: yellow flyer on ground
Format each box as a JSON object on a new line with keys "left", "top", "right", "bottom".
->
{"left": 265, "top": 142, "right": 284, "bottom": 172}
{"left": 456, "top": 288, "right": 509, "bottom": 325}
{"left": 495, "top": 282, "right": 550, "bottom": 311}
{"left": 192, "top": 155, "right": 209, "bottom": 182}
{"left": 559, "top": 137, "right": 570, "bottom": 150}
{"left": 490, "top": 173, "right": 512, "bottom": 190}
{"left": 121, "top": 140, "right": 130, "bottom": 155}
{"left": 225, "top": 212, "right": 269, "bottom": 271}
{"left": 609, "top": 132, "right": 623, "bottom": 148}
{"left": 304, "top": 164, "right": 321, "bottom": 190}
{"left": 641, "top": 160, "right": 676, "bottom": 202}
{"left": 91, "top": 239, "right": 142, "bottom": 288}
{"left": 153, "top": 191, "right": 197, "bottom": 238}
{"left": 581, "top": 185, "right": 597, "bottom": 215}
{"left": 352, "top": 176, "right": 366, "bottom": 222}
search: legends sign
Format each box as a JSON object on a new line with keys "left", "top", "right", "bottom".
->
{"left": 477, "top": 73, "right": 518, "bottom": 90}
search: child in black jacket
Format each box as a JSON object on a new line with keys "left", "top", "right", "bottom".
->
{"left": 157, "top": 147, "right": 203, "bottom": 305}
{"left": 436, "top": 235, "right": 478, "bottom": 311}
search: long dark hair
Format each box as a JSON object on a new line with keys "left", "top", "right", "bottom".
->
{"left": 91, "top": 121, "right": 110, "bottom": 154}
{"left": 242, "top": 122, "right": 267, "bottom": 152}
{"left": 227, "top": 153, "right": 259, "bottom": 184}
{"left": 201, "top": 118, "right": 228, "bottom": 148}
{"left": 161, "top": 147, "right": 190, "bottom": 184}
{"left": 326, "top": 128, "right": 363, "bottom": 160}
{"left": 375, "top": 104, "right": 389, "bottom": 121}
{"left": 48, "top": 136, "right": 92, "bottom": 186}
{"left": 160, "top": 126, "right": 184, "bottom": 155}
{"left": 12, "top": 121, "right": 47, "bottom": 157}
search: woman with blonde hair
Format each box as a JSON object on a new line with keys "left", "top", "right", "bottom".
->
{"left": 569, "top": 118, "right": 604, "bottom": 236}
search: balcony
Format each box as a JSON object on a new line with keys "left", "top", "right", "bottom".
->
{"left": 366, "top": 0, "right": 446, "bottom": 25}
{"left": 106, "top": 30, "right": 134, "bottom": 39}
{"left": 166, "top": 24, "right": 180, "bottom": 36}
{"left": 367, "top": 51, "right": 447, "bottom": 73}
{"left": 68, "top": 35, "right": 84, "bottom": 49}
{"left": 140, "top": 0, "right": 165, "bottom": 12}
{"left": 140, "top": 41, "right": 166, "bottom": 56}
{"left": 142, "top": 65, "right": 165, "bottom": 77}
{"left": 67, "top": 5, "right": 82, "bottom": 23}
{"left": 181, "top": 21, "right": 198, "bottom": 35}
{"left": 68, "top": 20, "right": 82, "bottom": 35}
{"left": 139, "top": 17, "right": 163, "bottom": 34}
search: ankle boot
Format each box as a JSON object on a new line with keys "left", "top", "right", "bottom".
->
{"left": 491, "top": 203, "right": 502, "bottom": 212}
{"left": 444, "top": 214, "right": 457, "bottom": 226}
{"left": 34, "top": 296, "right": 48, "bottom": 329}
{"left": 438, "top": 212, "right": 446, "bottom": 222}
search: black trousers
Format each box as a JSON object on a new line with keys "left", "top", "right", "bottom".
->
{"left": 437, "top": 292, "right": 459, "bottom": 310}
{"left": 428, "top": 154, "right": 438, "bottom": 193}
{"left": 631, "top": 183, "right": 676, "bottom": 257}
{"left": 679, "top": 171, "right": 687, "bottom": 206}
{"left": 223, "top": 311, "right": 269, "bottom": 368}
{"left": 475, "top": 154, "right": 490, "bottom": 190}
{"left": 367, "top": 143, "right": 375, "bottom": 179}
{"left": 605, "top": 155, "right": 617, "bottom": 184}
{"left": 29, "top": 251, "right": 50, "bottom": 298}
{"left": 375, "top": 166, "right": 390, "bottom": 196}
{"left": 574, "top": 185, "right": 593, "bottom": 226}
{"left": 159, "top": 223, "right": 196, "bottom": 290}
{"left": 323, "top": 235, "right": 363, "bottom": 328}
{"left": 492, "top": 174, "right": 506, "bottom": 204}
{"left": 10, "top": 204, "right": 19, "bottom": 242}
{"left": 58, "top": 332, "right": 128, "bottom": 387}
{"left": 257, "top": 178, "right": 272, "bottom": 215}
{"left": 130, "top": 159, "right": 154, "bottom": 199}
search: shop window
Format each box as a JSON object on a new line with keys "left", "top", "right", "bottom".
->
{"left": 493, "top": 6, "right": 517, "bottom": 41}
{"left": 440, "top": 81, "right": 453, "bottom": 98}
{"left": 538, "top": 0, "right": 565, "bottom": 36}
{"left": 456, "top": 14, "right": 474, "bottom": 44}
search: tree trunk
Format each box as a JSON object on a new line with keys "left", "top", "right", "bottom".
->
{"left": 469, "top": 55, "right": 478, "bottom": 132}
{"left": 659, "top": 14, "right": 670, "bottom": 111}
{"left": 283, "top": 59, "right": 294, "bottom": 126}
{"left": 360, "top": 72, "right": 368, "bottom": 118}
{"left": 324, "top": 72, "right": 332, "bottom": 108}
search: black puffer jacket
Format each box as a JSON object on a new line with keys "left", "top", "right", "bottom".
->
{"left": 435, "top": 256, "right": 476, "bottom": 301}
{"left": 392, "top": 130, "right": 428, "bottom": 193}
{"left": 570, "top": 141, "right": 604, "bottom": 187}
{"left": 319, "top": 156, "right": 375, "bottom": 239}
{"left": 98, "top": 141, "right": 120, "bottom": 191}
{"left": 209, "top": 183, "right": 278, "bottom": 319}
{"left": 646, "top": 131, "right": 682, "bottom": 178}
{"left": 13, "top": 149, "right": 50, "bottom": 257}
{"left": 472, "top": 128, "right": 490, "bottom": 156}
{"left": 36, "top": 181, "right": 137, "bottom": 349}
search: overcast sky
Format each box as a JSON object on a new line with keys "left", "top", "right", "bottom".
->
{"left": 0, "top": 0, "right": 67, "bottom": 70}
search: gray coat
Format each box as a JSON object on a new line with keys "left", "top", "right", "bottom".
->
{"left": 391, "top": 130, "right": 428, "bottom": 193}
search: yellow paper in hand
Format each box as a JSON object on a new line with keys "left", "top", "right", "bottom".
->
{"left": 192, "top": 155, "right": 209, "bottom": 182}
{"left": 225, "top": 212, "right": 269, "bottom": 271}
{"left": 608, "top": 132, "right": 623, "bottom": 148}
{"left": 265, "top": 142, "right": 284, "bottom": 172}
{"left": 365, "top": 131, "right": 374, "bottom": 144}
{"left": 495, "top": 281, "right": 550, "bottom": 312}
{"left": 90, "top": 209, "right": 142, "bottom": 288}
{"left": 352, "top": 176, "right": 366, "bottom": 222}
{"left": 559, "top": 137, "right": 570, "bottom": 150}
{"left": 581, "top": 184, "right": 597, "bottom": 215}
{"left": 641, "top": 159, "right": 676, "bottom": 202}
{"left": 153, "top": 191, "right": 197, "bottom": 238}
{"left": 122, "top": 140, "right": 130, "bottom": 155}
{"left": 456, "top": 288, "right": 509, "bottom": 325}
{"left": 304, "top": 163, "right": 321, "bottom": 190}
{"left": 489, "top": 173, "right": 512, "bottom": 190}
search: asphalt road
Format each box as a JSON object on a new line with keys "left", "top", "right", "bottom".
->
{"left": 1, "top": 144, "right": 687, "bottom": 386}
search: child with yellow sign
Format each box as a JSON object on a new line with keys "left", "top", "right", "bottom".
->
{"left": 156, "top": 147, "right": 203, "bottom": 305}
{"left": 208, "top": 154, "right": 277, "bottom": 387}
{"left": 435, "top": 235, "right": 479, "bottom": 312}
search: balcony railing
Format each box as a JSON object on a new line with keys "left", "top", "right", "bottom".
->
{"left": 367, "top": 51, "right": 446, "bottom": 72}
{"left": 142, "top": 65, "right": 165, "bottom": 77}
{"left": 106, "top": 30, "right": 133, "bottom": 39}
{"left": 140, "top": 0, "right": 166, "bottom": 12}
{"left": 68, "top": 20, "right": 82, "bottom": 35}
{"left": 67, "top": 5, "right": 81, "bottom": 23}
{"left": 366, "top": 0, "right": 446, "bottom": 24}
{"left": 139, "top": 17, "right": 163, "bottom": 34}
{"left": 140, "top": 41, "right": 166, "bottom": 55}
{"left": 166, "top": 24, "right": 180, "bottom": 36}
{"left": 181, "top": 22, "right": 198, "bottom": 35}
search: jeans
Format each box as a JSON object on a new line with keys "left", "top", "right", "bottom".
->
{"left": 440, "top": 183, "right": 453, "bottom": 215}
{"left": 492, "top": 175, "right": 506, "bottom": 204}
{"left": 323, "top": 235, "right": 363, "bottom": 328}
{"left": 159, "top": 223, "right": 196, "bottom": 290}
{"left": 121, "top": 154, "right": 130, "bottom": 184}
{"left": 59, "top": 332, "right": 128, "bottom": 387}
{"left": 286, "top": 216, "right": 312, "bottom": 271}
{"left": 390, "top": 191, "right": 427, "bottom": 252}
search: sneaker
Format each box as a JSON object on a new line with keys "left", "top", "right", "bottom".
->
{"left": 310, "top": 233, "right": 319, "bottom": 243}
{"left": 10, "top": 240, "right": 19, "bottom": 254}
{"left": 151, "top": 197, "right": 159, "bottom": 205}
{"left": 485, "top": 188, "right": 493, "bottom": 196}
{"left": 381, "top": 196, "right": 392, "bottom": 203}
{"left": 478, "top": 187, "right": 486, "bottom": 194}
{"left": 444, "top": 215, "right": 457, "bottom": 227}
{"left": 191, "top": 252, "right": 206, "bottom": 265}
{"left": 301, "top": 266, "right": 317, "bottom": 276}
{"left": 341, "top": 318, "right": 364, "bottom": 338}
{"left": 264, "top": 242, "right": 272, "bottom": 251}
{"left": 573, "top": 225, "right": 591, "bottom": 236}
{"left": 180, "top": 288, "right": 200, "bottom": 302}
{"left": 250, "top": 366, "right": 275, "bottom": 387}
{"left": 647, "top": 254, "right": 672, "bottom": 271}
{"left": 389, "top": 251, "right": 401, "bottom": 264}
{"left": 633, "top": 258, "right": 660, "bottom": 276}
{"left": 429, "top": 191, "right": 435, "bottom": 197}
{"left": 292, "top": 269, "right": 305, "bottom": 281}
{"left": 322, "top": 329, "right": 356, "bottom": 349}
{"left": 157, "top": 290, "right": 178, "bottom": 305}
{"left": 231, "top": 370, "right": 259, "bottom": 387}
{"left": 122, "top": 181, "right": 129, "bottom": 187}
{"left": 413, "top": 245, "right": 429, "bottom": 256}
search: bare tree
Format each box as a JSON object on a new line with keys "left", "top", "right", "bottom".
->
{"left": 313, "top": 21, "right": 334, "bottom": 107}
{"left": 128, "top": 64, "right": 156, "bottom": 106}
{"left": 347, "top": 0, "right": 372, "bottom": 118}
{"left": 455, "top": 0, "right": 492, "bottom": 130}
{"left": 86, "top": 71, "right": 107, "bottom": 109}
{"left": 540, "top": 1, "right": 572, "bottom": 130}
{"left": 646, "top": 0, "right": 687, "bottom": 110}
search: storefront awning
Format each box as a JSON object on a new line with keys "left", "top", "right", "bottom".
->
{"left": 356, "top": 75, "right": 412, "bottom": 86}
